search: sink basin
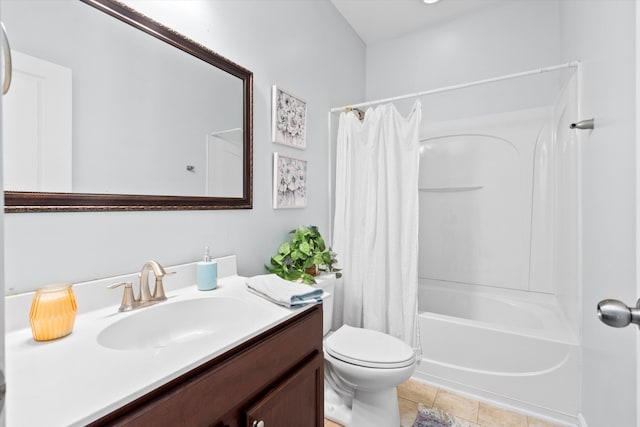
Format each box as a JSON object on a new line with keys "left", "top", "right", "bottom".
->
{"left": 97, "top": 297, "right": 253, "bottom": 351}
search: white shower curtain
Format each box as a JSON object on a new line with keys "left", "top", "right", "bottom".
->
{"left": 333, "top": 100, "right": 422, "bottom": 353}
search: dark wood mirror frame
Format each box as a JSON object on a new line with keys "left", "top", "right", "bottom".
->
{"left": 4, "top": 0, "right": 253, "bottom": 212}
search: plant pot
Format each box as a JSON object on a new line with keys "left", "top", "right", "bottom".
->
{"left": 304, "top": 265, "right": 319, "bottom": 276}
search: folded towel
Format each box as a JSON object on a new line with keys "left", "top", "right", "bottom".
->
{"left": 246, "top": 274, "right": 323, "bottom": 308}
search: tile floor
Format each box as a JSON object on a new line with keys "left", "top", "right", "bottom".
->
{"left": 323, "top": 379, "right": 564, "bottom": 427}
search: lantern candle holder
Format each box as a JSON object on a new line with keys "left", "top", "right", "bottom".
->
{"left": 29, "top": 284, "right": 77, "bottom": 342}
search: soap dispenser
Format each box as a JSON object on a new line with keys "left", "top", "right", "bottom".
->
{"left": 197, "top": 246, "right": 217, "bottom": 291}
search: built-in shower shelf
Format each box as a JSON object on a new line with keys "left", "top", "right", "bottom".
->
{"left": 419, "top": 186, "right": 483, "bottom": 193}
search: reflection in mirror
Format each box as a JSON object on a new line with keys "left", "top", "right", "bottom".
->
{"left": 2, "top": 0, "right": 252, "bottom": 211}
{"left": 207, "top": 128, "right": 243, "bottom": 197}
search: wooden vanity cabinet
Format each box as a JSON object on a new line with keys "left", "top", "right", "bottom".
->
{"left": 89, "top": 305, "right": 323, "bottom": 427}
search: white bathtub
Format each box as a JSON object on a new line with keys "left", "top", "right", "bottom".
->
{"left": 414, "top": 280, "right": 580, "bottom": 424}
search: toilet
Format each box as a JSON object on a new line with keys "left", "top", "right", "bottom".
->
{"left": 317, "top": 277, "right": 417, "bottom": 427}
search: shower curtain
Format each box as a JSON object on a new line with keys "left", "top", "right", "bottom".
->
{"left": 333, "top": 100, "right": 422, "bottom": 353}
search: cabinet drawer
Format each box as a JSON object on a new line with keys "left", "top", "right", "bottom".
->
{"left": 93, "top": 305, "right": 322, "bottom": 427}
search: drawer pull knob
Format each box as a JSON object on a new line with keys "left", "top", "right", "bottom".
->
{"left": 252, "top": 421, "right": 265, "bottom": 427}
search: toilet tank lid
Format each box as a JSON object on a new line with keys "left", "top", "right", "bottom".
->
{"left": 325, "top": 325, "right": 415, "bottom": 368}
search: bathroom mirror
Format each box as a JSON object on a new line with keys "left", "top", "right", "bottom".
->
{"left": 2, "top": 0, "right": 253, "bottom": 212}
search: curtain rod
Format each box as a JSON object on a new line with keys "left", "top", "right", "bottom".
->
{"left": 330, "top": 61, "right": 581, "bottom": 113}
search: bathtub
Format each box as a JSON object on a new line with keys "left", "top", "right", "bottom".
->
{"left": 414, "top": 280, "right": 579, "bottom": 424}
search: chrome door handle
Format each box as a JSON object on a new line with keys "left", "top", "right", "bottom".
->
{"left": 1, "top": 22, "right": 12, "bottom": 95}
{"left": 0, "top": 369, "right": 6, "bottom": 414}
{"left": 597, "top": 299, "right": 640, "bottom": 329}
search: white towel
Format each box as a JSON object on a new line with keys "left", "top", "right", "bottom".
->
{"left": 246, "top": 274, "right": 323, "bottom": 308}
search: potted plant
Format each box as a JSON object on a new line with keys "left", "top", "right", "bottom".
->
{"left": 266, "top": 225, "right": 341, "bottom": 284}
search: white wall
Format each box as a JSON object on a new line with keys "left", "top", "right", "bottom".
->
{"left": 3, "top": 0, "right": 365, "bottom": 293}
{"left": 365, "top": 1, "right": 562, "bottom": 103}
{"left": 559, "top": 1, "right": 637, "bottom": 426}
{"left": 0, "top": 13, "right": 6, "bottom": 424}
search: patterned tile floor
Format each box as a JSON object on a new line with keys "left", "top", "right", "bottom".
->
{"left": 324, "top": 379, "right": 564, "bottom": 427}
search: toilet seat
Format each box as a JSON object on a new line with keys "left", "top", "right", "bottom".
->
{"left": 325, "top": 325, "right": 415, "bottom": 369}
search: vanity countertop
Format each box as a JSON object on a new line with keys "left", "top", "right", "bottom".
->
{"left": 5, "top": 257, "right": 316, "bottom": 427}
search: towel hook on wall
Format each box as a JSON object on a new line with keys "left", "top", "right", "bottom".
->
{"left": 570, "top": 118, "right": 594, "bottom": 130}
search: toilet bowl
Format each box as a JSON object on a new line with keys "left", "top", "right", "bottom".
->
{"left": 316, "top": 277, "right": 417, "bottom": 427}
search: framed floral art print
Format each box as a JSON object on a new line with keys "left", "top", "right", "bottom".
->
{"left": 273, "top": 153, "right": 307, "bottom": 209}
{"left": 272, "top": 85, "right": 307, "bottom": 149}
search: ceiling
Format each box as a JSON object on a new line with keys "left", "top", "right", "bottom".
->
{"left": 330, "top": 0, "right": 509, "bottom": 45}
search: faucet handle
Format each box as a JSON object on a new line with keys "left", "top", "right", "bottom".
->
{"left": 107, "top": 281, "right": 136, "bottom": 312}
{"left": 152, "top": 270, "right": 176, "bottom": 301}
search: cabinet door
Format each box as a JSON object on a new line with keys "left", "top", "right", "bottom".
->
{"left": 246, "top": 353, "right": 323, "bottom": 427}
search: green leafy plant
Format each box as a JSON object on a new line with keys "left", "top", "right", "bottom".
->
{"left": 266, "top": 225, "right": 342, "bottom": 284}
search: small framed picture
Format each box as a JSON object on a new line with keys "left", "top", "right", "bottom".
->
{"left": 273, "top": 153, "right": 307, "bottom": 209}
{"left": 272, "top": 85, "right": 307, "bottom": 149}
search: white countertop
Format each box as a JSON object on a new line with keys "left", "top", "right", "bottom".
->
{"left": 5, "top": 257, "right": 315, "bottom": 426}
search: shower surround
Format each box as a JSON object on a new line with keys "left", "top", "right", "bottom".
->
{"left": 414, "top": 73, "right": 581, "bottom": 423}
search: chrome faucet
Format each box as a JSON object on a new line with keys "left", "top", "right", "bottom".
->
{"left": 108, "top": 260, "right": 175, "bottom": 312}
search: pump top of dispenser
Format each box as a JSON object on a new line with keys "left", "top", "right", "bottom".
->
{"left": 203, "top": 246, "right": 211, "bottom": 263}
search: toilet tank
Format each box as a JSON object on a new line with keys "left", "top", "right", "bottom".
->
{"left": 314, "top": 274, "right": 336, "bottom": 335}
